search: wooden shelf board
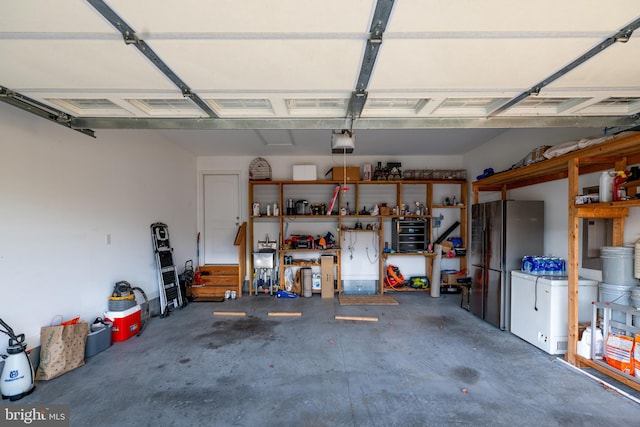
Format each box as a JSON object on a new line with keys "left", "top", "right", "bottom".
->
{"left": 472, "top": 133, "right": 640, "bottom": 191}
{"left": 384, "top": 287, "right": 429, "bottom": 292}
{"left": 384, "top": 252, "right": 436, "bottom": 257}
{"left": 252, "top": 179, "right": 467, "bottom": 185}
{"left": 281, "top": 248, "right": 341, "bottom": 252}
{"left": 286, "top": 262, "right": 320, "bottom": 267}
{"left": 576, "top": 205, "right": 631, "bottom": 218}
{"left": 574, "top": 355, "right": 640, "bottom": 392}
{"left": 282, "top": 215, "right": 340, "bottom": 219}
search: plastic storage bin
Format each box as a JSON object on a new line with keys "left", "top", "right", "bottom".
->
{"left": 85, "top": 322, "right": 112, "bottom": 357}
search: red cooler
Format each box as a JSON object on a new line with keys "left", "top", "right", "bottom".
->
{"left": 105, "top": 305, "right": 141, "bottom": 342}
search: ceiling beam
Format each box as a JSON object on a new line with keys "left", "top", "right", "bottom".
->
{"left": 70, "top": 115, "right": 638, "bottom": 131}
{"left": 0, "top": 86, "right": 95, "bottom": 137}
{"left": 347, "top": 0, "right": 395, "bottom": 119}
{"left": 488, "top": 16, "right": 640, "bottom": 117}
{"left": 86, "top": 0, "right": 218, "bottom": 118}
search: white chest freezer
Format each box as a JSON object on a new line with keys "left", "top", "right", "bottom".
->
{"left": 510, "top": 271, "right": 598, "bottom": 355}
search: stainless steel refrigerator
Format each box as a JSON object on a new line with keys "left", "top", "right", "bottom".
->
{"left": 470, "top": 200, "right": 544, "bottom": 330}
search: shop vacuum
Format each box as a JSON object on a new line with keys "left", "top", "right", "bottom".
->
{"left": 0, "top": 318, "right": 35, "bottom": 401}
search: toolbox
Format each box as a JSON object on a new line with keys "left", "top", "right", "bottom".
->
{"left": 392, "top": 218, "right": 429, "bottom": 252}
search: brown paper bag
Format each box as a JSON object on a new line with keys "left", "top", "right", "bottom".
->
{"left": 36, "top": 322, "right": 88, "bottom": 381}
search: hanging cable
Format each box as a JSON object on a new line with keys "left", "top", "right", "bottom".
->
{"left": 347, "top": 231, "right": 357, "bottom": 260}
{"left": 366, "top": 231, "right": 379, "bottom": 264}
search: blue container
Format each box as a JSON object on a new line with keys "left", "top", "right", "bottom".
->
{"left": 551, "top": 257, "right": 566, "bottom": 275}
{"left": 521, "top": 256, "right": 531, "bottom": 273}
{"left": 532, "top": 256, "right": 544, "bottom": 275}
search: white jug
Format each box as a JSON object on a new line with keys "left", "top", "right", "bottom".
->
{"left": 599, "top": 171, "right": 614, "bottom": 202}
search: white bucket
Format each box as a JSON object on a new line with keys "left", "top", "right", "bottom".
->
{"left": 598, "top": 282, "right": 632, "bottom": 324}
{"left": 601, "top": 246, "right": 637, "bottom": 286}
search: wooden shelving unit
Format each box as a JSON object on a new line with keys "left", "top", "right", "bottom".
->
{"left": 249, "top": 178, "right": 468, "bottom": 296}
{"left": 472, "top": 131, "right": 640, "bottom": 389}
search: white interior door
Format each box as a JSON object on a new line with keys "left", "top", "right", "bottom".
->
{"left": 203, "top": 173, "right": 241, "bottom": 264}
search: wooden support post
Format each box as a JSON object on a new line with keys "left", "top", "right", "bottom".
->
{"left": 234, "top": 222, "right": 247, "bottom": 298}
{"left": 501, "top": 184, "right": 507, "bottom": 200}
{"left": 567, "top": 157, "right": 580, "bottom": 365}
{"left": 335, "top": 315, "right": 379, "bottom": 322}
{"left": 612, "top": 217, "right": 625, "bottom": 246}
{"left": 460, "top": 181, "right": 468, "bottom": 273}
{"left": 268, "top": 312, "right": 302, "bottom": 317}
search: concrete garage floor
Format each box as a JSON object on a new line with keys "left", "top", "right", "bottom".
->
{"left": 15, "top": 292, "right": 640, "bottom": 426}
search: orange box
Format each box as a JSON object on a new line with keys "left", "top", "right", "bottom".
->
{"left": 105, "top": 305, "right": 141, "bottom": 342}
{"left": 331, "top": 166, "right": 360, "bottom": 182}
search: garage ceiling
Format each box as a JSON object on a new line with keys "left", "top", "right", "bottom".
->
{"left": 1, "top": 0, "right": 640, "bottom": 156}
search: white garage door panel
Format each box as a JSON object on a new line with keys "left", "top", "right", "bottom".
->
{"left": 0, "top": 40, "right": 176, "bottom": 90}
{"left": 370, "top": 38, "right": 600, "bottom": 90}
{"left": 548, "top": 38, "right": 640, "bottom": 88}
{"left": 389, "top": 0, "right": 640, "bottom": 32}
{"left": 0, "top": 0, "right": 115, "bottom": 33}
{"left": 108, "top": 0, "right": 375, "bottom": 33}
{"left": 151, "top": 39, "right": 364, "bottom": 91}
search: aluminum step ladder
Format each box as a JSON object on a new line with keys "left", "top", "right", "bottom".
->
{"left": 151, "top": 222, "right": 185, "bottom": 317}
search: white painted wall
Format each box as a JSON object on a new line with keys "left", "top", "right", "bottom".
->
{"left": 464, "top": 128, "right": 640, "bottom": 280}
{"left": 0, "top": 103, "right": 197, "bottom": 352}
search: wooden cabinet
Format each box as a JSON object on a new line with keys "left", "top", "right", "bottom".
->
{"left": 472, "top": 131, "right": 640, "bottom": 390}
{"left": 191, "top": 265, "right": 241, "bottom": 300}
{"left": 249, "top": 177, "right": 468, "bottom": 296}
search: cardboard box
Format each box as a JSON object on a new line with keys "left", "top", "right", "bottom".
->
{"left": 293, "top": 165, "right": 317, "bottom": 181}
{"left": 321, "top": 255, "right": 335, "bottom": 299}
{"left": 441, "top": 270, "right": 462, "bottom": 285}
{"left": 331, "top": 166, "right": 360, "bottom": 182}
